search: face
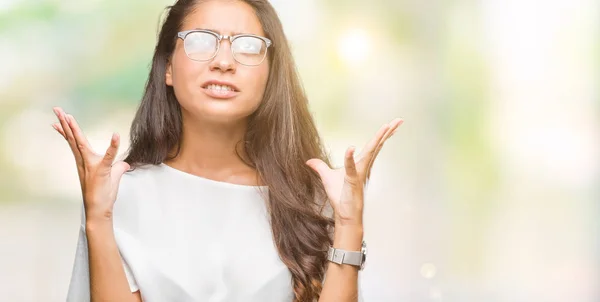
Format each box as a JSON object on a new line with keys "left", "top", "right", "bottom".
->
{"left": 166, "top": 0, "right": 270, "bottom": 124}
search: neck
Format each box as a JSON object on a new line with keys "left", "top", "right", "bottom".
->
{"left": 166, "top": 112, "right": 250, "bottom": 172}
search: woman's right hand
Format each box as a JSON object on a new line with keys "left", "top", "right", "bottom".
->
{"left": 52, "top": 107, "right": 130, "bottom": 223}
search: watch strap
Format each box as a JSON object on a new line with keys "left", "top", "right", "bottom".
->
{"left": 327, "top": 247, "right": 363, "bottom": 267}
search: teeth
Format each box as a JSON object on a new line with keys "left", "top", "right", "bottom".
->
{"left": 207, "top": 84, "right": 233, "bottom": 91}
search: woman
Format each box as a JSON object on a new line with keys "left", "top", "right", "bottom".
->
{"left": 56, "top": 0, "right": 402, "bottom": 301}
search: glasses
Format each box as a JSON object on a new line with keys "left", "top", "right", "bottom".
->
{"left": 177, "top": 29, "right": 272, "bottom": 66}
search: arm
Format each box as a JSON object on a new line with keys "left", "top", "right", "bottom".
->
{"left": 52, "top": 107, "right": 142, "bottom": 302}
{"left": 86, "top": 219, "right": 142, "bottom": 302}
{"left": 318, "top": 225, "right": 363, "bottom": 302}
{"left": 307, "top": 118, "right": 403, "bottom": 302}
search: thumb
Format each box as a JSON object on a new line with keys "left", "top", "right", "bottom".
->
{"left": 110, "top": 161, "right": 130, "bottom": 189}
{"left": 305, "top": 158, "right": 330, "bottom": 178}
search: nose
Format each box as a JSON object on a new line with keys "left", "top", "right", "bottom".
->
{"left": 208, "top": 38, "right": 236, "bottom": 74}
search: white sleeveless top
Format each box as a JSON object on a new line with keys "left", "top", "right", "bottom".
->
{"left": 66, "top": 163, "right": 295, "bottom": 302}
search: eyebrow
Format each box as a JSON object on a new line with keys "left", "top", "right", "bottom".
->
{"left": 194, "top": 27, "right": 254, "bottom": 36}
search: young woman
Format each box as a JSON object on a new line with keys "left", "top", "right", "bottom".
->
{"left": 57, "top": 0, "right": 402, "bottom": 301}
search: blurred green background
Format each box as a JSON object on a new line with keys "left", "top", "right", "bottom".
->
{"left": 0, "top": 0, "right": 598, "bottom": 301}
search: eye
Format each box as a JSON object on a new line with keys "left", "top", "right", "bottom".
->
{"left": 185, "top": 32, "right": 218, "bottom": 52}
{"left": 233, "top": 36, "right": 263, "bottom": 54}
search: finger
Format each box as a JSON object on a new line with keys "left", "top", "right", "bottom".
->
{"left": 356, "top": 119, "right": 398, "bottom": 170}
{"left": 356, "top": 123, "right": 390, "bottom": 163}
{"left": 52, "top": 123, "right": 66, "bottom": 139}
{"left": 364, "top": 127, "right": 392, "bottom": 180}
{"left": 366, "top": 118, "right": 403, "bottom": 178}
{"left": 102, "top": 133, "right": 121, "bottom": 168}
{"left": 305, "top": 158, "right": 331, "bottom": 179}
{"left": 371, "top": 119, "right": 402, "bottom": 159}
{"left": 54, "top": 107, "right": 84, "bottom": 167}
{"left": 389, "top": 125, "right": 399, "bottom": 137}
{"left": 374, "top": 118, "right": 402, "bottom": 149}
{"left": 344, "top": 146, "right": 359, "bottom": 181}
{"left": 373, "top": 118, "right": 403, "bottom": 158}
{"left": 67, "top": 114, "right": 95, "bottom": 160}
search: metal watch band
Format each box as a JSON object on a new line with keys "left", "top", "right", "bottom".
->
{"left": 327, "top": 241, "right": 366, "bottom": 270}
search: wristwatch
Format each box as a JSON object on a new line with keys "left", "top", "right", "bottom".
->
{"left": 327, "top": 241, "right": 367, "bottom": 270}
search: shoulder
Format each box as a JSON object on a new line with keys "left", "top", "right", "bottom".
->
{"left": 112, "top": 164, "right": 163, "bottom": 229}
{"left": 119, "top": 163, "right": 164, "bottom": 198}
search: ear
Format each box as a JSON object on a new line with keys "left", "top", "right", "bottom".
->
{"left": 165, "top": 59, "right": 173, "bottom": 86}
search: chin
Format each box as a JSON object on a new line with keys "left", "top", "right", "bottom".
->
{"left": 184, "top": 100, "right": 257, "bottom": 124}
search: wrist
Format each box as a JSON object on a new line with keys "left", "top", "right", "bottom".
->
{"left": 334, "top": 214, "right": 363, "bottom": 227}
{"left": 85, "top": 215, "right": 113, "bottom": 232}
{"left": 333, "top": 224, "right": 364, "bottom": 250}
{"left": 84, "top": 206, "right": 113, "bottom": 223}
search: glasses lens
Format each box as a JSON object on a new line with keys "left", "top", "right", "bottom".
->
{"left": 183, "top": 32, "right": 218, "bottom": 61}
{"left": 232, "top": 36, "right": 267, "bottom": 65}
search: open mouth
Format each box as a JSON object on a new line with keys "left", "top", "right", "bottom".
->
{"left": 202, "top": 84, "right": 239, "bottom": 92}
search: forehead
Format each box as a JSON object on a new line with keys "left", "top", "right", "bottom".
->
{"left": 183, "top": 0, "right": 265, "bottom": 36}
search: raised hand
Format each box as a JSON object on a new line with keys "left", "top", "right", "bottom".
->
{"left": 52, "top": 107, "right": 130, "bottom": 222}
{"left": 306, "top": 118, "right": 403, "bottom": 226}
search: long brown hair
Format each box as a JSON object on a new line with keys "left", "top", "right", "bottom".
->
{"left": 124, "top": 0, "right": 334, "bottom": 300}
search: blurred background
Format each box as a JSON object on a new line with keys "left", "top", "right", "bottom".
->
{"left": 0, "top": 0, "right": 598, "bottom": 301}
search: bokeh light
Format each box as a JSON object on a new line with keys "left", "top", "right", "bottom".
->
{"left": 337, "top": 28, "right": 371, "bottom": 64}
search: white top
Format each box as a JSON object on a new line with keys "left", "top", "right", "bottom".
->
{"left": 66, "top": 163, "right": 295, "bottom": 302}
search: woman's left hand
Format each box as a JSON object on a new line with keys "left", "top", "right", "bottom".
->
{"left": 306, "top": 118, "right": 403, "bottom": 226}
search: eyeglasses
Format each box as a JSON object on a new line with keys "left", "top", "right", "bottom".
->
{"left": 176, "top": 29, "right": 272, "bottom": 66}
